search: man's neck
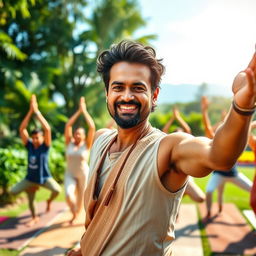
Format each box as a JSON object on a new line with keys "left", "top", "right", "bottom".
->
{"left": 110, "top": 121, "right": 151, "bottom": 153}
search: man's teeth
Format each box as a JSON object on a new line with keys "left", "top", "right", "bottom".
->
{"left": 120, "top": 105, "right": 136, "bottom": 110}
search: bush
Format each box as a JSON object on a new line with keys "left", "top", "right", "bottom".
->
{"left": 0, "top": 147, "right": 27, "bottom": 200}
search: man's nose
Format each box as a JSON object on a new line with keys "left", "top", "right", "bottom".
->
{"left": 120, "top": 89, "right": 134, "bottom": 101}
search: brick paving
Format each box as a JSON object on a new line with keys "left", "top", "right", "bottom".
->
{"left": 0, "top": 201, "right": 66, "bottom": 250}
{"left": 199, "top": 203, "right": 256, "bottom": 255}
{"left": 172, "top": 203, "right": 204, "bottom": 256}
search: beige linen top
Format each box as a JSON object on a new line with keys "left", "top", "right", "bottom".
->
{"left": 87, "top": 129, "right": 186, "bottom": 256}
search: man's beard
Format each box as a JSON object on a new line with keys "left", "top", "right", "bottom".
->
{"left": 107, "top": 100, "right": 143, "bottom": 129}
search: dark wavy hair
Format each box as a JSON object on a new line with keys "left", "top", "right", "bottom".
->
{"left": 97, "top": 40, "right": 165, "bottom": 92}
{"left": 31, "top": 128, "right": 43, "bottom": 135}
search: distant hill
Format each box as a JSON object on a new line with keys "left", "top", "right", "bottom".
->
{"left": 158, "top": 83, "right": 233, "bottom": 104}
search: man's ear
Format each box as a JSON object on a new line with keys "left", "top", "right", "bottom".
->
{"left": 152, "top": 87, "right": 159, "bottom": 107}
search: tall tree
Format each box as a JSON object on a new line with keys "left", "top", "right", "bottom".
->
{"left": 1, "top": 0, "right": 155, "bottom": 136}
{"left": 52, "top": 0, "right": 156, "bottom": 125}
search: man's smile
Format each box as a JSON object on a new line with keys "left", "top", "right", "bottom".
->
{"left": 117, "top": 104, "right": 138, "bottom": 114}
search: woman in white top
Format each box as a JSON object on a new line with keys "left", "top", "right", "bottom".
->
{"left": 64, "top": 97, "right": 95, "bottom": 224}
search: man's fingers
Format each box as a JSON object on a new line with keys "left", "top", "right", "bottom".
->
{"left": 245, "top": 68, "right": 256, "bottom": 90}
{"left": 232, "top": 71, "right": 247, "bottom": 94}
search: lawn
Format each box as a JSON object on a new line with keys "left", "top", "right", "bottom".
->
{"left": 0, "top": 166, "right": 254, "bottom": 256}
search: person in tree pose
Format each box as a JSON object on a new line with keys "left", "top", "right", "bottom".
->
{"left": 201, "top": 95, "right": 252, "bottom": 220}
{"left": 64, "top": 97, "right": 95, "bottom": 224}
{"left": 68, "top": 40, "right": 256, "bottom": 256}
{"left": 10, "top": 95, "right": 61, "bottom": 226}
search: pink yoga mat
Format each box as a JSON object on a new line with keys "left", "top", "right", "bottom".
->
{"left": 0, "top": 216, "right": 8, "bottom": 224}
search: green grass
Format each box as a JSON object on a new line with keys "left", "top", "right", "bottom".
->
{"left": 0, "top": 167, "right": 254, "bottom": 256}
{"left": 183, "top": 166, "right": 254, "bottom": 211}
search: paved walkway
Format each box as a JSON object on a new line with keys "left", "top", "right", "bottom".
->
{"left": 172, "top": 204, "right": 204, "bottom": 256}
{"left": 19, "top": 203, "right": 204, "bottom": 256}
{"left": 243, "top": 209, "right": 256, "bottom": 229}
{"left": 2, "top": 202, "right": 256, "bottom": 255}
{"left": 199, "top": 203, "right": 256, "bottom": 255}
{"left": 19, "top": 210, "right": 85, "bottom": 256}
{"left": 0, "top": 202, "right": 66, "bottom": 250}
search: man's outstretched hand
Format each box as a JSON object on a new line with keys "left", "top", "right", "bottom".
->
{"left": 232, "top": 50, "right": 256, "bottom": 109}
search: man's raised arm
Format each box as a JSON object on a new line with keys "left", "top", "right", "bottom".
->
{"left": 171, "top": 50, "right": 256, "bottom": 177}
{"left": 33, "top": 95, "right": 52, "bottom": 146}
{"left": 19, "top": 97, "right": 34, "bottom": 145}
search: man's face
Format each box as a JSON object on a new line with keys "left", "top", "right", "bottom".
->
{"left": 31, "top": 132, "right": 44, "bottom": 147}
{"left": 106, "top": 61, "right": 159, "bottom": 129}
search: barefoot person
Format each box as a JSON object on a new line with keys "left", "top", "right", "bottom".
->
{"left": 68, "top": 40, "right": 256, "bottom": 256}
{"left": 201, "top": 96, "right": 252, "bottom": 220}
{"left": 163, "top": 106, "right": 205, "bottom": 203}
{"left": 10, "top": 95, "right": 61, "bottom": 226}
{"left": 64, "top": 97, "right": 95, "bottom": 224}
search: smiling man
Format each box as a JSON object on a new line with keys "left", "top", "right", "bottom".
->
{"left": 68, "top": 40, "right": 256, "bottom": 256}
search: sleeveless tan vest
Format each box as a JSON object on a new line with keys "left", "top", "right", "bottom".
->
{"left": 81, "top": 129, "right": 185, "bottom": 256}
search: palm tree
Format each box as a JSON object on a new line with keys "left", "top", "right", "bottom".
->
{"left": 52, "top": 0, "right": 157, "bottom": 126}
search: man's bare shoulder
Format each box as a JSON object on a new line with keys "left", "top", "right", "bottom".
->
{"left": 161, "top": 131, "right": 211, "bottom": 146}
{"left": 158, "top": 132, "right": 193, "bottom": 167}
{"left": 160, "top": 131, "right": 193, "bottom": 147}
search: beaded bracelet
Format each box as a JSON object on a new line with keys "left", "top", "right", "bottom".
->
{"left": 232, "top": 101, "right": 256, "bottom": 116}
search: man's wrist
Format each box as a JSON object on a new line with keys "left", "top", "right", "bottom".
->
{"left": 232, "top": 100, "right": 256, "bottom": 116}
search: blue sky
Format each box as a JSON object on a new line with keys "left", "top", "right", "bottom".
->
{"left": 136, "top": 0, "right": 256, "bottom": 90}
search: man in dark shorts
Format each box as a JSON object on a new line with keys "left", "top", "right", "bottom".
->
{"left": 10, "top": 95, "right": 61, "bottom": 226}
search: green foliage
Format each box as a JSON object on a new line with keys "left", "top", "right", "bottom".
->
{"left": 185, "top": 112, "right": 204, "bottom": 136}
{"left": 1, "top": 0, "right": 154, "bottom": 136}
{"left": 0, "top": 0, "right": 34, "bottom": 60}
{"left": 0, "top": 146, "right": 27, "bottom": 195}
{"left": 49, "top": 135, "right": 66, "bottom": 183}
{"left": 0, "top": 30, "right": 27, "bottom": 60}
{"left": 150, "top": 109, "right": 204, "bottom": 135}
{"left": 206, "top": 96, "right": 230, "bottom": 125}
{"left": 149, "top": 111, "right": 169, "bottom": 130}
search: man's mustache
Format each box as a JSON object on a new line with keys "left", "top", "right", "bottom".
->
{"left": 114, "top": 100, "right": 141, "bottom": 108}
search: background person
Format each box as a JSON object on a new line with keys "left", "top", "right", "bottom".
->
{"left": 64, "top": 97, "right": 95, "bottom": 224}
{"left": 10, "top": 94, "right": 61, "bottom": 226}
{"left": 201, "top": 95, "right": 252, "bottom": 220}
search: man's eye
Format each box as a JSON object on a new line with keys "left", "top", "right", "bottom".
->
{"left": 134, "top": 87, "right": 144, "bottom": 91}
{"left": 113, "top": 86, "right": 122, "bottom": 90}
